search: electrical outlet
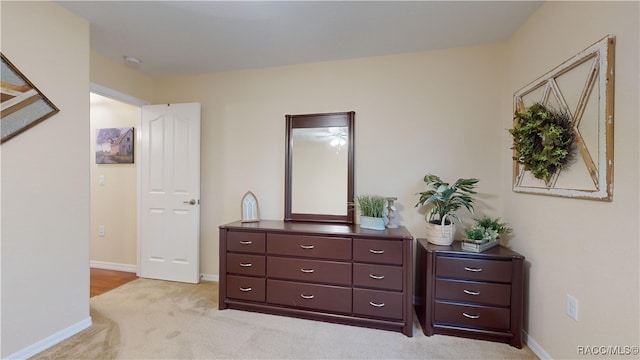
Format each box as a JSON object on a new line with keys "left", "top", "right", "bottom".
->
{"left": 99, "top": 225, "right": 105, "bottom": 237}
{"left": 566, "top": 294, "right": 579, "bottom": 321}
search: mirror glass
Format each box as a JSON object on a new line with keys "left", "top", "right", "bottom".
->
{"left": 285, "top": 112, "right": 354, "bottom": 223}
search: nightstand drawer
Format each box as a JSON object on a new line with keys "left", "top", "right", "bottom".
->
{"left": 435, "top": 301, "right": 510, "bottom": 330}
{"left": 227, "top": 231, "right": 266, "bottom": 254}
{"left": 353, "top": 263, "right": 403, "bottom": 291}
{"left": 353, "top": 288, "right": 403, "bottom": 320}
{"left": 353, "top": 239, "right": 402, "bottom": 265}
{"left": 227, "top": 275, "right": 265, "bottom": 302}
{"left": 267, "top": 279, "right": 351, "bottom": 314}
{"left": 435, "top": 279, "right": 511, "bottom": 306}
{"left": 436, "top": 256, "right": 512, "bottom": 282}
{"left": 227, "top": 253, "right": 265, "bottom": 276}
{"left": 267, "top": 257, "right": 351, "bottom": 285}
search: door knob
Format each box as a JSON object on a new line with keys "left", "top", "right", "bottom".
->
{"left": 183, "top": 199, "right": 197, "bottom": 205}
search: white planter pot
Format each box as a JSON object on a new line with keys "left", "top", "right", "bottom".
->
{"left": 360, "top": 216, "right": 386, "bottom": 230}
{"left": 425, "top": 221, "right": 455, "bottom": 245}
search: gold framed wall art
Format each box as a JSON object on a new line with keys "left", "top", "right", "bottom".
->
{"left": 512, "top": 35, "right": 615, "bottom": 201}
{"left": 1, "top": 53, "right": 60, "bottom": 144}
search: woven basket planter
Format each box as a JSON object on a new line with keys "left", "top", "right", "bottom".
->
{"left": 425, "top": 220, "right": 455, "bottom": 246}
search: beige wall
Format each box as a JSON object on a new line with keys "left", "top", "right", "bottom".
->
{"left": 502, "top": 1, "right": 639, "bottom": 359}
{"left": 0, "top": 2, "right": 91, "bottom": 357}
{"left": 90, "top": 94, "right": 138, "bottom": 268}
{"left": 152, "top": 44, "right": 507, "bottom": 277}
{"left": 91, "top": 51, "right": 154, "bottom": 104}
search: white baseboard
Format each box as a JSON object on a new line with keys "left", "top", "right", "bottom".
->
{"left": 91, "top": 262, "right": 218, "bottom": 283}
{"left": 523, "top": 330, "right": 552, "bottom": 360}
{"left": 90, "top": 260, "right": 137, "bottom": 273}
{"left": 200, "top": 273, "right": 219, "bottom": 282}
{"left": 6, "top": 316, "right": 92, "bottom": 360}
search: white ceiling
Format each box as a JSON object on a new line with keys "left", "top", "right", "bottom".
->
{"left": 56, "top": 1, "right": 542, "bottom": 77}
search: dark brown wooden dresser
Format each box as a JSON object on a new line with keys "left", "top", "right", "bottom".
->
{"left": 415, "top": 238, "right": 525, "bottom": 348}
{"left": 219, "top": 220, "right": 414, "bottom": 336}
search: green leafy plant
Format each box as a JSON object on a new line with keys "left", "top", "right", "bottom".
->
{"left": 355, "top": 195, "right": 387, "bottom": 218}
{"left": 465, "top": 216, "right": 512, "bottom": 241}
{"left": 509, "top": 102, "right": 574, "bottom": 181}
{"left": 415, "top": 174, "right": 479, "bottom": 225}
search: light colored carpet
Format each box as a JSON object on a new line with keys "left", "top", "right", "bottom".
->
{"left": 33, "top": 278, "right": 537, "bottom": 359}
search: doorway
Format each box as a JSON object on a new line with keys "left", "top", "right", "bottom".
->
{"left": 89, "top": 92, "right": 140, "bottom": 278}
{"left": 89, "top": 85, "right": 202, "bottom": 287}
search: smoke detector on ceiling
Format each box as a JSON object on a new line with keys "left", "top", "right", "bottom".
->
{"left": 123, "top": 55, "right": 142, "bottom": 68}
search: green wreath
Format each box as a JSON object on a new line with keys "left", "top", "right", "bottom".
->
{"left": 509, "top": 102, "right": 574, "bottom": 182}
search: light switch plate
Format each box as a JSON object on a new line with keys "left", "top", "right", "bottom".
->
{"left": 566, "top": 294, "right": 578, "bottom": 321}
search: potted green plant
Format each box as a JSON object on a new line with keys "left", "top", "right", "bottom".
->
{"left": 415, "top": 174, "right": 479, "bottom": 245}
{"left": 465, "top": 216, "right": 512, "bottom": 243}
{"left": 356, "top": 194, "right": 387, "bottom": 230}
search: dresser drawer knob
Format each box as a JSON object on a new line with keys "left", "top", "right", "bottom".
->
{"left": 369, "top": 274, "right": 385, "bottom": 280}
{"left": 300, "top": 268, "right": 315, "bottom": 273}
{"left": 300, "top": 294, "right": 315, "bottom": 299}
{"left": 300, "top": 244, "right": 315, "bottom": 250}
{"left": 369, "top": 301, "right": 385, "bottom": 308}
{"left": 239, "top": 287, "right": 252, "bottom": 292}
{"left": 239, "top": 263, "right": 253, "bottom": 267}
{"left": 239, "top": 240, "right": 253, "bottom": 245}
{"left": 463, "top": 289, "right": 480, "bottom": 296}
{"left": 462, "top": 312, "right": 480, "bottom": 319}
{"left": 464, "top": 266, "right": 482, "bottom": 272}
{"left": 369, "top": 249, "right": 385, "bottom": 254}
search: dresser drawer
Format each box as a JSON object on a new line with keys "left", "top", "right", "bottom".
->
{"left": 267, "top": 234, "right": 351, "bottom": 260}
{"left": 353, "top": 239, "right": 403, "bottom": 265}
{"left": 353, "top": 263, "right": 403, "bottom": 291}
{"left": 267, "top": 279, "right": 352, "bottom": 314}
{"left": 227, "top": 231, "right": 266, "bottom": 254}
{"left": 227, "top": 275, "right": 265, "bottom": 302}
{"left": 227, "top": 253, "right": 265, "bottom": 276}
{"left": 435, "top": 279, "right": 511, "bottom": 306}
{"left": 267, "top": 257, "right": 351, "bottom": 286}
{"left": 436, "top": 256, "right": 512, "bottom": 282}
{"left": 435, "top": 301, "right": 510, "bottom": 330}
{"left": 353, "top": 288, "right": 403, "bottom": 320}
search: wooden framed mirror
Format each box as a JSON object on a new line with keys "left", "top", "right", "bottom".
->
{"left": 285, "top": 111, "right": 354, "bottom": 223}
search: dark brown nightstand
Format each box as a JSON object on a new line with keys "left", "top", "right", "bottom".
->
{"left": 415, "top": 238, "right": 525, "bottom": 348}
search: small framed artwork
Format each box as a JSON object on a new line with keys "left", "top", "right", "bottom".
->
{"left": 241, "top": 191, "right": 260, "bottom": 223}
{"left": 1, "top": 52, "right": 60, "bottom": 144}
{"left": 96, "top": 127, "right": 134, "bottom": 164}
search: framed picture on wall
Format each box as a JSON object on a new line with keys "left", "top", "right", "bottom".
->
{"left": 95, "top": 127, "right": 134, "bottom": 164}
{"left": 511, "top": 35, "right": 614, "bottom": 201}
{"left": 1, "top": 53, "right": 60, "bottom": 144}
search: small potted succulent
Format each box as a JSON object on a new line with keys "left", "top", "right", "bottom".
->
{"left": 465, "top": 216, "right": 512, "bottom": 243}
{"left": 356, "top": 194, "right": 387, "bottom": 230}
{"left": 415, "top": 174, "right": 479, "bottom": 245}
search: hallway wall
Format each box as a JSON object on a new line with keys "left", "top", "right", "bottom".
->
{"left": 90, "top": 93, "right": 138, "bottom": 269}
{"left": 1, "top": 2, "right": 91, "bottom": 357}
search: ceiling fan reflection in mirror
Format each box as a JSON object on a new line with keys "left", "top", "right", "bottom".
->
{"left": 327, "top": 127, "right": 347, "bottom": 148}
{"left": 294, "top": 126, "right": 348, "bottom": 153}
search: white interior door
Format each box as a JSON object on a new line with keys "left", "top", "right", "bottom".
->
{"left": 139, "top": 103, "right": 201, "bottom": 283}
